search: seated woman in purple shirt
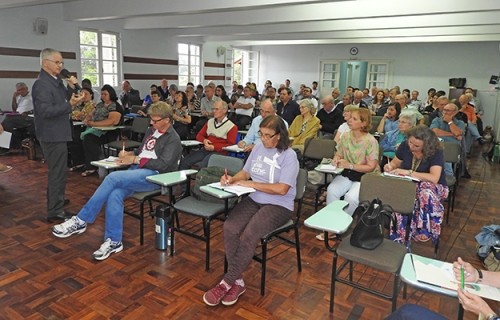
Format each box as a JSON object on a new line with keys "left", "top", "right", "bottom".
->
{"left": 202, "top": 115, "right": 299, "bottom": 307}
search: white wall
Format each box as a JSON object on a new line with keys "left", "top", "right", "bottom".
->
{"left": 252, "top": 42, "right": 500, "bottom": 127}
{"left": 0, "top": 3, "right": 180, "bottom": 110}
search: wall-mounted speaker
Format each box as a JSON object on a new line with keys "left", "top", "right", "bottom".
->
{"left": 217, "top": 46, "right": 226, "bottom": 57}
{"left": 33, "top": 18, "right": 48, "bottom": 35}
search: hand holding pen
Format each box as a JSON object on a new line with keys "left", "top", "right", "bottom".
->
{"left": 223, "top": 168, "right": 231, "bottom": 186}
{"left": 452, "top": 257, "right": 478, "bottom": 283}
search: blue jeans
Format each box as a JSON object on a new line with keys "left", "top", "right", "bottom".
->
{"left": 385, "top": 304, "right": 447, "bottom": 320}
{"left": 77, "top": 166, "right": 159, "bottom": 242}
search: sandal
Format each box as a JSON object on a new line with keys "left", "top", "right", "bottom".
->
{"left": 81, "top": 169, "right": 97, "bottom": 177}
{"left": 413, "top": 233, "right": 431, "bottom": 242}
{"left": 318, "top": 191, "right": 327, "bottom": 204}
{"left": 69, "top": 164, "right": 85, "bottom": 172}
{"left": 316, "top": 233, "right": 338, "bottom": 241}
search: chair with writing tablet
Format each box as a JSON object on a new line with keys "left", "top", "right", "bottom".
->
{"left": 171, "top": 154, "right": 244, "bottom": 271}
{"left": 330, "top": 173, "right": 416, "bottom": 315}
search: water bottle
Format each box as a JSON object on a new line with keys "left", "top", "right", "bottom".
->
{"left": 155, "top": 205, "right": 170, "bottom": 250}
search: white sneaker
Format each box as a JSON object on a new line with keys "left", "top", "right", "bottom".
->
{"left": 92, "top": 238, "right": 123, "bottom": 261}
{"left": 51, "top": 216, "right": 87, "bottom": 238}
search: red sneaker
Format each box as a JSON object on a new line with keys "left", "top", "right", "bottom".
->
{"left": 203, "top": 283, "right": 229, "bottom": 306}
{"left": 221, "top": 284, "right": 246, "bottom": 306}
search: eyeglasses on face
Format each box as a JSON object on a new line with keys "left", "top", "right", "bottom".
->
{"left": 257, "top": 130, "right": 278, "bottom": 139}
{"left": 45, "top": 59, "right": 64, "bottom": 66}
{"left": 150, "top": 117, "right": 166, "bottom": 124}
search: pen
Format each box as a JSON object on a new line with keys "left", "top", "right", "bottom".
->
{"left": 122, "top": 141, "right": 125, "bottom": 154}
{"left": 224, "top": 168, "right": 229, "bottom": 186}
{"left": 460, "top": 264, "right": 465, "bottom": 289}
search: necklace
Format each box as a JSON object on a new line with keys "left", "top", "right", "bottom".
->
{"left": 411, "top": 155, "right": 422, "bottom": 172}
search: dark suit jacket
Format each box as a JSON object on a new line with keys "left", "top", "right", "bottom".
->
{"left": 120, "top": 88, "right": 142, "bottom": 107}
{"left": 276, "top": 99, "right": 300, "bottom": 126}
{"left": 32, "top": 69, "right": 72, "bottom": 142}
{"left": 157, "top": 86, "right": 169, "bottom": 101}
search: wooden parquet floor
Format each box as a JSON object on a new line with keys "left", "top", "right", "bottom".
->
{"left": 0, "top": 146, "right": 499, "bottom": 320}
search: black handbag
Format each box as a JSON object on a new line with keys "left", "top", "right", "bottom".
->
{"left": 350, "top": 198, "right": 394, "bottom": 250}
{"left": 341, "top": 168, "right": 365, "bottom": 182}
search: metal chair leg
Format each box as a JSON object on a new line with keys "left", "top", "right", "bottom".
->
{"left": 260, "top": 239, "right": 267, "bottom": 296}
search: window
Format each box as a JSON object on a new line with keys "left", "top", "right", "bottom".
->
{"left": 367, "top": 63, "right": 389, "bottom": 89}
{"left": 79, "top": 30, "right": 120, "bottom": 88}
{"left": 178, "top": 43, "right": 200, "bottom": 87}
{"left": 228, "top": 49, "right": 259, "bottom": 87}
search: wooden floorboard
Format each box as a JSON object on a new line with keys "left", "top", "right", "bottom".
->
{"left": 0, "top": 145, "right": 498, "bottom": 319}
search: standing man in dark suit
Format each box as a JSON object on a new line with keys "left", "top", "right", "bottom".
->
{"left": 32, "top": 48, "right": 84, "bottom": 222}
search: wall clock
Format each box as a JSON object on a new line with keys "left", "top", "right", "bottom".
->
{"left": 350, "top": 47, "right": 359, "bottom": 55}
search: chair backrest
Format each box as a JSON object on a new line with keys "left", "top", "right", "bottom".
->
{"left": 295, "top": 168, "right": 308, "bottom": 201}
{"left": 207, "top": 154, "right": 244, "bottom": 173}
{"left": 442, "top": 141, "right": 461, "bottom": 164}
{"left": 302, "top": 138, "right": 336, "bottom": 161}
{"left": 371, "top": 115, "right": 383, "bottom": 134}
{"left": 131, "top": 117, "right": 151, "bottom": 134}
{"left": 359, "top": 173, "right": 416, "bottom": 214}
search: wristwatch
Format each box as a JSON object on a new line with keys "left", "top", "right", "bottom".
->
{"left": 486, "top": 313, "right": 499, "bottom": 320}
{"left": 349, "top": 164, "right": 354, "bottom": 170}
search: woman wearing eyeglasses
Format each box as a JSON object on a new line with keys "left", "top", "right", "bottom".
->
{"left": 288, "top": 99, "right": 320, "bottom": 152}
{"left": 203, "top": 115, "right": 299, "bottom": 307}
{"left": 384, "top": 125, "right": 448, "bottom": 243}
{"left": 80, "top": 84, "right": 123, "bottom": 177}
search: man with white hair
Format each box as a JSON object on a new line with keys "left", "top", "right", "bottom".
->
{"left": 316, "top": 95, "right": 343, "bottom": 139}
{"left": 0, "top": 82, "right": 35, "bottom": 153}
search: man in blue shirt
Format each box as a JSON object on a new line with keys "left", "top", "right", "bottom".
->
{"left": 237, "top": 99, "right": 287, "bottom": 152}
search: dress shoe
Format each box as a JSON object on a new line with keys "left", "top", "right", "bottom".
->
{"left": 46, "top": 211, "right": 74, "bottom": 223}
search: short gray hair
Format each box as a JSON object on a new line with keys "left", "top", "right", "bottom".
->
{"left": 399, "top": 113, "right": 416, "bottom": 126}
{"left": 300, "top": 99, "right": 316, "bottom": 115}
{"left": 40, "top": 48, "right": 60, "bottom": 66}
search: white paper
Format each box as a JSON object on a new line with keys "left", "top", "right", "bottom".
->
{"left": 383, "top": 172, "right": 420, "bottom": 182}
{"left": 0, "top": 131, "right": 12, "bottom": 149}
{"left": 208, "top": 182, "right": 256, "bottom": 196}
{"left": 223, "top": 144, "right": 245, "bottom": 152}
{"left": 317, "top": 164, "right": 344, "bottom": 174}
{"left": 414, "top": 259, "right": 500, "bottom": 301}
{"left": 104, "top": 156, "right": 119, "bottom": 162}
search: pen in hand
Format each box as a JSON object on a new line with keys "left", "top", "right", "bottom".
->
{"left": 122, "top": 141, "right": 125, "bottom": 155}
{"left": 460, "top": 264, "right": 465, "bottom": 289}
{"left": 224, "top": 168, "right": 229, "bottom": 186}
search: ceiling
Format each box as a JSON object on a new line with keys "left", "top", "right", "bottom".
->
{"left": 4, "top": 0, "right": 500, "bottom": 46}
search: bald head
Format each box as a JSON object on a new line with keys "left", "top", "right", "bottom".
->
{"left": 321, "top": 95, "right": 335, "bottom": 111}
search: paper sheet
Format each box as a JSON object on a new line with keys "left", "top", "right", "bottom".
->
{"left": 0, "top": 131, "right": 12, "bottom": 149}
{"left": 208, "top": 182, "right": 256, "bottom": 196}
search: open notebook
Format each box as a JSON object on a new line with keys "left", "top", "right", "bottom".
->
{"left": 413, "top": 258, "right": 500, "bottom": 301}
{"left": 208, "top": 182, "right": 255, "bottom": 196}
{"left": 383, "top": 172, "right": 420, "bottom": 182}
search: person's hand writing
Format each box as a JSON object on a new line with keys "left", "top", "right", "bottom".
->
{"left": 336, "top": 159, "right": 351, "bottom": 169}
{"left": 452, "top": 257, "right": 478, "bottom": 283}
{"left": 115, "top": 154, "right": 135, "bottom": 165}
{"left": 220, "top": 174, "right": 232, "bottom": 186}
{"left": 383, "top": 162, "right": 393, "bottom": 172}
{"left": 237, "top": 141, "right": 246, "bottom": 148}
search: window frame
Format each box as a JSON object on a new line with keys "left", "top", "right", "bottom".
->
{"left": 178, "top": 43, "right": 201, "bottom": 87}
{"left": 79, "top": 28, "right": 121, "bottom": 88}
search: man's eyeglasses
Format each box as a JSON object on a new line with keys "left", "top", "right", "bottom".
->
{"left": 150, "top": 117, "right": 166, "bottom": 124}
{"left": 45, "top": 59, "right": 64, "bottom": 66}
{"left": 258, "top": 130, "right": 278, "bottom": 139}
{"left": 443, "top": 108, "right": 455, "bottom": 112}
